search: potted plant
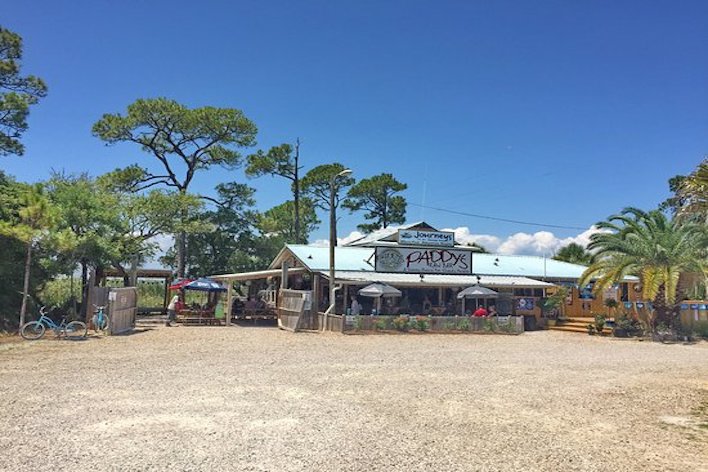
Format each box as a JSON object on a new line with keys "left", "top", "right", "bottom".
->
{"left": 593, "top": 313, "right": 606, "bottom": 335}
{"left": 540, "top": 286, "right": 568, "bottom": 327}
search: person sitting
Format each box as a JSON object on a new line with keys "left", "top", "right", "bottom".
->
{"left": 256, "top": 297, "right": 267, "bottom": 310}
{"left": 488, "top": 305, "right": 498, "bottom": 317}
{"left": 473, "top": 306, "right": 488, "bottom": 317}
{"left": 244, "top": 297, "right": 258, "bottom": 311}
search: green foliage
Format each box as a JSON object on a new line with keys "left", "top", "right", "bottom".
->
{"left": 553, "top": 243, "right": 593, "bottom": 265}
{"left": 258, "top": 199, "right": 319, "bottom": 243}
{"left": 246, "top": 143, "right": 297, "bottom": 180}
{"left": 0, "top": 27, "right": 48, "bottom": 156}
{"left": 373, "top": 317, "right": 388, "bottom": 331}
{"left": 92, "top": 98, "right": 257, "bottom": 192}
{"left": 579, "top": 207, "right": 708, "bottom": 328}
{"left": 92, "top": 98, "right": 259, "bottom": 277}
{"left": 392, "top": 315, "right": 410, "bottom": 331}
{"left": 353, "top": 315, "right": 363, "bottom": 331}
{"left": 301, "top": 163, "right": 355, "bottom": 212}
{"left": 692, "top": 320, "right": 708, "bottom": 339}
{"left": 593, "top": 314, "right": 606, "bottom": 332}
{"left": 414, "top": 316, "right": 430, "bottom": 332}
{"left": 457, "top": 318, "right": 471, "bottom": 331}
{"left": 342, "top": 173, "right": 407, "bottom": 233}
{"left": 676, "top": 158, "right": 708, "bottom": 224}
{"left": 444, "top": 321, "right": 457, "bottom": 330}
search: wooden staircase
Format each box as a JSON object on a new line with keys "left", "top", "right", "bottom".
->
{"left": 548, "top": 317, "right": 613, "bottom": 335}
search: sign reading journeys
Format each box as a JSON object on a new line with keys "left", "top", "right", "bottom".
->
{"left": 375, "top": 247, "right": 473, "bottom": 275}
{"left": 397, "top": 229, "right": 455, "bottom": 247}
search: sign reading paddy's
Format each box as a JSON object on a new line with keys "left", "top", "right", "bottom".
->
{"left": 398, "top": 229, "right": 455, "bottom": 247}
{"left": 375, "top": 247, "right": 473, "bottom": 275}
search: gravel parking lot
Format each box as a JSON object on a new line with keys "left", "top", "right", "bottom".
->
{"left": 1, "top": 325, "right": 706, "bottom": 472}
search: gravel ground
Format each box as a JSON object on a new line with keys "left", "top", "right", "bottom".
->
{"left": 0, "top": 325, "right": 706, "bottom": 472}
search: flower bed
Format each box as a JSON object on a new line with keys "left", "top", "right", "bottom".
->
{"left": 343, "top": 315, "right": 524, "bottom": 335}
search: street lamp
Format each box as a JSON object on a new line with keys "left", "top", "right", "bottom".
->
{"left": 324, "top": 168, "right": 352, "bottom": 331}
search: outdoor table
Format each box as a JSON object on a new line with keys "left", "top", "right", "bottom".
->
{"left": 178, "top": 309, "right": 219, "bottom": 325}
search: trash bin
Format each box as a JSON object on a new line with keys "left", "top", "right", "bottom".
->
{"left": 523, "top": 315, "right": 537, "bottom": 331}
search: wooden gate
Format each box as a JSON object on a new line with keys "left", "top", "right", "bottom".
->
{"left": 87, "top": 286, "right": 137, "bottom": 335}
{"left": 277, "top": 289, "right": 314, "bottom": 332}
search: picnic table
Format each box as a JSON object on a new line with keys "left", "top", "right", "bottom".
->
{"left": 178, "top": 308, "right": 222, "bottom": 325}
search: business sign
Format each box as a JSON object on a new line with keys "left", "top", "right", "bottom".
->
{"left": 375, "top": 247, "right": 472, "bottom": 275}
{"left": 398, "top": 229, "right": 455, "bottom": 247}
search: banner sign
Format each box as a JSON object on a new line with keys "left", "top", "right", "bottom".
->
{"left": 398, "top": 229, "right": 455, "bottom": 247}
{"left": 375, "top": 247, "right": 472, "bottom": 275}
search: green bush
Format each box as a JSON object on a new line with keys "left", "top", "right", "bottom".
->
{"left": 414, "top": 316, "right": 430, "bottom": 332}
{"left": 444, "top": 321, "right": 457, "bottom": 330}
{"left": 373, "top": 317, "right": 388, "bottom": 331}
{"left": 457, "top": 318, "right": 471, "bottom": 331}
{"left": 353, "top": 316, "right": 363, "bottom": 331}
{"left": 692, "top": 320, "right": 708, "bottom": 339}
{"left": 392, "top": 316, "right": 410, "bottom": 332}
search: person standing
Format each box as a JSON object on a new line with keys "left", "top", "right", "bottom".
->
{"left": 167, "top": 293, "right": 179, "bottom": 327}
{"left": 350, "top": 296, "right": 361, "bottom": 316}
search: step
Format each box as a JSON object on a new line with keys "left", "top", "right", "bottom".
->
{"left": 549, "top": 324, "right": 612, "bottom": 334}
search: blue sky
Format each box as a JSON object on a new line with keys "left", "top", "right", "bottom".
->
{"left": 2, "top": 0, "right": 706, "bottom": 255}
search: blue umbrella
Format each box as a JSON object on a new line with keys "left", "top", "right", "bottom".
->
{"left": 184, "top": 278, "right": 227, "bottom": 292}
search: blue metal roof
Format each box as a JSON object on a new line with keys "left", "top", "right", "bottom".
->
{"left": 280, "top": 245, "right": 587, "bottom": 280}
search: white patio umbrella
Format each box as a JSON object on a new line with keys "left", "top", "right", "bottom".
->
{"left": 358, "top": 283, "right": 402, "bottom": 313}
{"left": 457, "top": 285, "right": 498, "bottom": 313}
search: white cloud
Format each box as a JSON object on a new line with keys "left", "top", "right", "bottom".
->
{"left": 325, "top": 225, "right": 606, "bottom": 257}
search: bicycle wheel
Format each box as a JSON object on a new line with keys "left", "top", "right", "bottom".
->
{"left": 20, "top": 321, "right": 46, "bottom": 340}
{"left": 64, "top": 321, "right": 87, "bottom": 340}
{"left": 93, "top": 314, "right": 110, "bottom": 334}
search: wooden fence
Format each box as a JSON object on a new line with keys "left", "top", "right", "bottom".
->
{"left": 277, "top": 289, "right": 313, "bottom": 332}
{"left": 317, "top": 312, "right": 344, "bottom": 332}
{"left": 109, "top": 287, "right": 138, "bottom": 335}
{"left": 341, "top": 315, "right": 524, "bottom": 335}
{"left": 87, "top": 286, "right": 137, "bottom": 335}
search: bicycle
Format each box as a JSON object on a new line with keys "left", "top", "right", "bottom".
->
{"left": 20, "top": 306, "right": 87, "bottom": 341}
{"left": 92, "top": 304, "right": 110, "bottom": 334}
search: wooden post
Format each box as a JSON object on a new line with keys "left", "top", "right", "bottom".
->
{"left": 312, "top": 273, "right": 320, "bottom": 330}
{"left": 226, "top": 281, "right": 233, "bottom": 327}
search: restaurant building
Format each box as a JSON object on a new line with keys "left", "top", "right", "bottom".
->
{"left": 212, "top": 222, "right": 640, "bottom": 330}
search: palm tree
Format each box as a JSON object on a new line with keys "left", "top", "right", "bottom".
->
{"left": 579, "top": 207, "right": 707, "bottom": 330}
{"left": 553, "top": 242, "right": 593, "bottom": 265}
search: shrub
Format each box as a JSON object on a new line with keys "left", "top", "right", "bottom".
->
{"left": 392, "top": 316, "right": 410, "bottom": 332}
{"left": 693, "top": 320, "right": 708, "bottom": 339}
{"left": 457, "top": 318, "right": 471, "bottom": 331}
{"left": 483, "top": 319, "right": 495, "bottom": 332}
{"left": 443, "top": 321, "right": 457, "bottom": 331}
{"left": 373, "top": 317, "right": 388, "bottom": 331}
{"left": 354, "top": 316, "right": 363, "bottom": 331}
{"left": 414, "top": 316, "right": 430, "bottom": 332}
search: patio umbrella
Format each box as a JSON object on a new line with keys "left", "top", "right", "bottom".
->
{"left": 183, "top": 278, "right": 227, "bottom": 292}
{"left": 169, "top": 278, "right": 194, "bottom": 291}
{"left": 457, "top": 285, "right": 498, "bottom": 313}
{"left": 358, "top": 283, "right": 402, "bottom": 313}
{"left": 456, "top": 286, "right": 499, "bottom": 299}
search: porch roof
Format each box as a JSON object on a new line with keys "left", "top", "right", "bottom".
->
{"left": 319, "top": 270, "right": 554, "bottom": 288}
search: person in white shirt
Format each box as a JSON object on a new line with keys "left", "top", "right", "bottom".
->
{"left": 167, "top": 294, "right": 179, "bottom": 327}
{"left": 350, "top": 296, "right": 361, "bottom": 316}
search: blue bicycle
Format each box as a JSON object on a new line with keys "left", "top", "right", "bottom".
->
{"left": 20, "top": 306, "right": 87, "bottom": 341}
{"left": 92, "top": 304, "right": 110, "bottom": 334}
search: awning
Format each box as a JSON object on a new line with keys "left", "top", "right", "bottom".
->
{"left": 319, "top": 271, "right": 553, "bottom": 288}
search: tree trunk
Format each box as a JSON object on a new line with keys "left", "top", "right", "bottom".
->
{"left": 19, "top": 241, "right": 32, "bottom": 329}
{"left": 80, "top": 260, "right": 89, "bottom": 320}
{"left": 177, "top": 189, "right": 188, "bottom": 278}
